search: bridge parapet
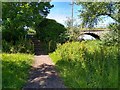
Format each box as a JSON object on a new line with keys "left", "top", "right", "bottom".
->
{"left": 80, "top": 30, "right": 110, "bottom": 36}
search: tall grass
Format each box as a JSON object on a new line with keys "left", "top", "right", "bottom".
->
{"left": 2, "top": 53, "right": 33, "bottom": 89}
{"left": 49, "top": 41, "right": 118, "bottom": 88}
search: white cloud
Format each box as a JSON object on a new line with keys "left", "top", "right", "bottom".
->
{"left": 47, "top": 13, "right": 83, "bottom": 27}
{"left": 47, "top": 14, "right": 69, "bottom": 25}
{"left": 51, "top": 0, "right": 71, "bottom": 2}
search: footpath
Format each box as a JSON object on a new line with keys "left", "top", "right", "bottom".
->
{"left": 23, "top": 55, "right": 65, "bottom": 89}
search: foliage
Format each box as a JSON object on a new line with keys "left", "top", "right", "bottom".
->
{"left": 76, "top": 2, "right": 120, "bottom": 27}
{"left": 65, "top": 27, "right": 81, "bottom": 41}
{"left": 65, "top": 17, "right": 73, "bottom": 30}
{"left": 36, "top": 18, "right": 67, "bottom": 42}
{"left": 49, "top": 41, "right": 118, "bottom": 88}
{"left": 2, "top": 2, "right": 53, "bottom": 43}
{"left": 102, "top": 23, "right": 119, "bottom": 46}
{"left": 2, "top": 53, "right": 33, "bottom": 88}
{"left": 35, "top": 18, "right": 67, "bottom": 52}
{"left": 76, "top": 2, "right": 119, "bottom": 45}
{"left": 65, "top": 18, "right": 81, "bottom": 41}
{"left": 2, "top": 39, "right": 34, "bottom": 53}
{"left": 27, "top": 28, "right": 36, "bottom": 35}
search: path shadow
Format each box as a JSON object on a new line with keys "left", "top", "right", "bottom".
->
{"left": 23, "top": 63, "right": 65, "bottom": 89}
{"left": 34, "top": 50, "right": 48, "bottom": 56}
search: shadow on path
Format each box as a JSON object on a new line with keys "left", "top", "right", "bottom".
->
{"left": 23, "top": 56, "right": 65, "bottom": 89}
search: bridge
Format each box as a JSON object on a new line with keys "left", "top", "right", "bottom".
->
{"left": 78, "top": 29, "right": 110, "bottom": 40}
{"left": 80, "top": 29, "right": 110, "bottom": 37}
{"left": 80, "top": 29, "right": 110, "bottom": 36}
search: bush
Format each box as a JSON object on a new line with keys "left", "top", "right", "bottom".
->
{"left": 67, "top": 27, "right": 81, "bottom": 41}
{"left": 49, "top": 41, "right": 118, "bottom": 88}
{"left": 2, "top": 26, "right": 27, "bottom": 44}
{"left": 2, "top": 39, "right": 34, "bottom": 53}
{"left": 27, "top": 28, "right": 36, "bottom": 35}
{"left": 102, "top": 23, "right": 119, "bottom": 46}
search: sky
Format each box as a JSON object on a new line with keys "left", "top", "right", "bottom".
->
{"left": 47, "top": 1, "right": 82, "bottom": 26}
{"left": 47, "top": 1, "right": 116, "bottom": 28}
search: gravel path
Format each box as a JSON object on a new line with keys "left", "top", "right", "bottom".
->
{"left": 23, "top": 55, "right": 65, "bottom": 89}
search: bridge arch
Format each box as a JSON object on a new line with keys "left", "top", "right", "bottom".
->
{"left": 83, "top": 33, "right": 100, "bottom": 40}
{"left": 78, "top": 32, "right": 101, "bottom": 41}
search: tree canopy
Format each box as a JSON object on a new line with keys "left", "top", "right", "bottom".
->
{"left": 36, "top": 18, "right": 67, "bottom": 43}
{"left": 76, "top": 2, "right": 120, "bottom": 27}
{"left": 2, "top": 2, "right": 53, "bottom": 43}
{"left": 75, "top": 1, "right": 119, "bottom": 45}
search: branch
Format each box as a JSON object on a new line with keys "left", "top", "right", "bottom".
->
{"left": 96, "top": 13, "right": 119, "bottom": 23}
{"left": 106, "top": 14, "right": 119, "bottom": 23}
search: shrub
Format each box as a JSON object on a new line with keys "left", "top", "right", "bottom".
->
{"left": 102, "top": 23, "right": 119, "bottom": 46}
{"left": 67, "top": 27, "right": 81, "bottom": 41}
{"left": 2, "top": 39, "right": 34, "bottom": 53}
{"left": 2, "top": 26, "right": 27, "bottom": 44}
{"left": 49, "top": 41, "right": 118, "bottom": 88}
{"left": 27, "top": 28, "right": 36, "bottom": 35}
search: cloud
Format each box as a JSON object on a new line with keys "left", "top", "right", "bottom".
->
{"left": 47, "top": 14, "right": 69, "bottom": 25}
{"left": 51, "top": 0, "right": 71, "bottom": 2}
{"left": 47, "top": 13, "right": 83, "bottom": 27}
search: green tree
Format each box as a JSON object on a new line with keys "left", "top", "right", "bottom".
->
{"left": 35, "top": 18, "right": 67, "bottom": 52}
{"left": 65, "top": 17, "right": 81, "bottom": 41}
{"left": 2, "top": 2, "right": 53, "bottom": 43}
{"left": 76, "top": 2, "right": 119, "bottom": 45}
{"left": 76, "top": 2, "right": 120, "bottom": 27}
{"left": 36, "top": 18, "right": 67, "bottom": 42}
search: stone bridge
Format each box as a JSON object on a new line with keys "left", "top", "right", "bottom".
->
{"left": 80, "top": 29, "right": 110, "bottom": 37}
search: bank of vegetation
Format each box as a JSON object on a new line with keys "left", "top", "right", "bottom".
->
{"left": 50, "top": 41, "right": 118, "bottom": 88}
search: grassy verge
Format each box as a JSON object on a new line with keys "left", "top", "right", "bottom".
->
{"left": 49, "top": 41, "right": 118, "bottom": 88}
{"left": 2, "top": 53, "right": 33, "bottom": 89}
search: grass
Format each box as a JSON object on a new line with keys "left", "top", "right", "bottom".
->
{"left": 2, "top": 53, "right": 33, "bottom": 89}
{"left": 49, "top": 41, "right": 118, "bottom": 88}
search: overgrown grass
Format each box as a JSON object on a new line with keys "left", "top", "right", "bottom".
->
{"left": 49, "top": 41, "right": 118, "bottom": 88}
{"left": 2, "top": 53, "right": 33, "bottom": 89}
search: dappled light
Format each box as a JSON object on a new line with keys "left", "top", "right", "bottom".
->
{"left": 2, "top": 1, "right": 119, "bottom": 89}
{"left": 23, "top": 63, "right": 65, "bottom": 89}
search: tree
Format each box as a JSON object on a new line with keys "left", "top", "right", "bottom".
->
{"left": 65, "top": 17, "right": 81, "bottom": 41}
{"left": 76, "top": 1, "right": 120, "bottom": 45}
{"left": 2, "top": 2, "right": 53, "bottom": 43}
{"left": 36, "top": 18, "right": 67, "bottom": 42}
{"left": 76, "top": 2, "right": 120, "bottom": 27}
{"left": 102, "top": 23, "right": 119, "bottom": 45}
{"left": 35, "top": 18, "right": 67, "bottom": 52}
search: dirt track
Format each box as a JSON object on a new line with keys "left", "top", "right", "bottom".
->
{"left": 23, "top": 55, "right": 65, "bottom": 89}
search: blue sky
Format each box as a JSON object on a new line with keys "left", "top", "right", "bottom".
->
{"left": 47, "top": 1, "right": 115, "bottom": 28}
